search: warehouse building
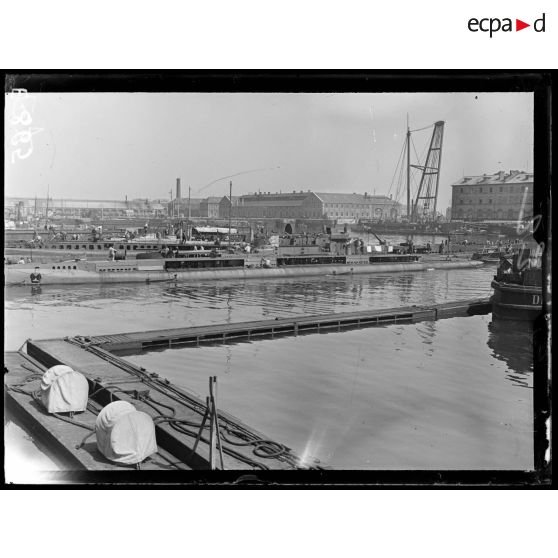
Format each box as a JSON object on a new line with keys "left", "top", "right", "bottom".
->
{"left": 215, "top": 191, "right": 403, "bottom": 222}
{"left": 450, "top": 170, "right": 533, "bottom": 222}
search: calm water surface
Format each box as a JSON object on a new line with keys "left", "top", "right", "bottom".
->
{"left": 4, "top": 265, "right": 533, "bottom": 472}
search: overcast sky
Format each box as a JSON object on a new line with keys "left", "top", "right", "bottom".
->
{"left": 5, "top": 92, "right": 533, "bottom": 210}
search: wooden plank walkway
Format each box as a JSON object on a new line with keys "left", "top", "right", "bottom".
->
{"left": 80, "top": 298, "right": 492, "bottom": 353}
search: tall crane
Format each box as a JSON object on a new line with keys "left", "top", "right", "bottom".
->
{"left": 410, "top": 120, "right": 445, "bottom": 222}
{"left": 387, "top": 119, "right": 445, "bottom": 224}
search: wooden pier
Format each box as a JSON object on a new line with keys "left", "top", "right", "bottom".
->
{"left": 79, "top": 298, "right": 491, "bottom": 353}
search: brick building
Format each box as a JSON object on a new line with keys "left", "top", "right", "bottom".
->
{"left": 314, "top": 193, "right": 402, "bottom": 222}
{"left": 199, "top": 197, "right": 222, "bottom": 218}
{"left": 226, "top": 192, "right": 312, "bottom": 219}
{"left": 450, "top": 170, "right": 533, "bottom": 222}
{"left": 214, "top": 191, "right": 403, "bottom": 222}
{"left": 168, "top": 198, "right": 202, "bottom": 218}
{"left": 218, "top": 196, "right": 241, "bottom": 219}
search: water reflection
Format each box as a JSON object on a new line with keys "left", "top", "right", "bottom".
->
{"left": 487, "top": 319, "right": 534, "bottom": 388}
{"left": 5, "top": 265, "right": 498, "bottom": 353}
{"left": 6, "top": 266, "right": 496, "bottom": 314}
{"left": 123, "top": 314, "right": 534, "bottom": 469}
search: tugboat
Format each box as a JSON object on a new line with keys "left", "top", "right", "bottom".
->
{"left": 491, "top": 247, "right": 543, "bottom": 321}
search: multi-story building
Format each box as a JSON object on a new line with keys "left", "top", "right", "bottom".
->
{"left": 218, "top": 196, "right": 241, "bottom": 219}
{"left": 5, "top": 190, "right": 404, "bottom": 224}
{"left": 450, "top": 170, "right": 533, "bottom": 222}
{"left": 227, "top": 192, "right": 311, "bottom": 219}
{"left": 167, "top": 198, "right": 202, "bottom": 218}
{"left": 314, "top": 193, "right": 402, "bottom": 222}
{"left": 213, "top": 191, "right": 403, "bottom": 222}
{"left": 199, "top": 197, "right": 222, "bottom": 218}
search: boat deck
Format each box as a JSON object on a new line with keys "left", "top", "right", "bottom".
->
{"left": 4, "top": 351, "right": 190, "bottom": 473}
{"left": 13, "top": 338, "right": 316, "bottom": 473}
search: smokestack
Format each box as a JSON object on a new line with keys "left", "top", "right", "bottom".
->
{"left": 176, "top": 178, "right": 182, "bottom": 200}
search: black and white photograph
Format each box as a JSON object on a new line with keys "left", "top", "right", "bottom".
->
{"left": 3, "top": 73, "right": 550, "bottom": 485}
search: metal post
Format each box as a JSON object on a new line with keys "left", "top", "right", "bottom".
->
{"left": 208, "top": 382, "right": 216, "bottom": 470}
{"left": 210, "top": 375, "right": 224, "bottom": 469}
{"left": 406, "top": 115, "right": 411, "bottom": 221}
{"left": 208, "top": 375, "right": 224, "bottom": 470}
{"left": 188, "top": 186, "right": 191, "bottom": 240}
{"left": 228, "top": 181, "right": 232, "bottom": 251}
{"left": 45, "top": 185, "right": 49, "bottom": 227}
{"left": 190, "top": 397, "right": 211, "bottom": 458}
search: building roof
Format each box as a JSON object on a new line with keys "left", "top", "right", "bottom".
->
{"left": 219, "top": 196, "right": 242, "bottom": 204}
{"left": 202, "top": 197, "right": 223, "bottom": 204}
{"left": 452, "top": 170, "right": 533, "bottom": 186}
{"left": 242, "top": 193, "right": 310, "bottom": 201}
{"left": 315, "top": 193, "right": 396, "bottom": 205}
{"left": 242, "top": 199, "right": 307, "bottom": 207}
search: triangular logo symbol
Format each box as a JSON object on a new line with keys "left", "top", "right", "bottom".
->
{"left": 516, "top": 19, "right": 530, "bottom": 31}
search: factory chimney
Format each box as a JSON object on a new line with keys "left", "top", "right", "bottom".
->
{"left": 176, "top": 178, "right": 182, "bottom": 200}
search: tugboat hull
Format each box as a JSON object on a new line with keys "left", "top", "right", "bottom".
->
{"left": 491, "top": 280, "right": 543, "bottom": 321}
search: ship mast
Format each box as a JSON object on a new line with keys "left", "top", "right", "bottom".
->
{"left": 187, "top": 185, "right": 191, "bottom": 240}
{"left": 228, "top": 181, "right": 232, "bottom": 250}
{"left": 407, "top": 113, "right": 411, "bottom": 222}
{"left": 45, "top": 185, "right": 49, "bottom": 227}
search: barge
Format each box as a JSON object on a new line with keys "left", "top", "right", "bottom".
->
{"left": 6, "top": 339, "right": 320, "bottom": 472}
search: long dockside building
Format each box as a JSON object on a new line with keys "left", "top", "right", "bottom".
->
{"left": 218, "top": 191, "right": 403, "bottom": 221}
{"left": 6, "top": 191, "right": 404, "bottom": 223}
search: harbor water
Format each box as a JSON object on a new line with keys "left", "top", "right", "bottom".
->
{"left": 4, "top": 265, "right": 534, "bottom": 472}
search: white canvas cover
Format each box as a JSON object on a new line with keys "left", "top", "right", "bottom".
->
{"left": 193, "top": 226, "right": 237, "bottom": 235}
{"left": 40, "top": 365, "right": 89, "bottom": 414}
{"left": 95, "top": 401, "right": 158, "bottom": 465}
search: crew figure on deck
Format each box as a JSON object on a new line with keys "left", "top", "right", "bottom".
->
{"left": 30, "top": 267, "right": 42, "bottom": 284}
